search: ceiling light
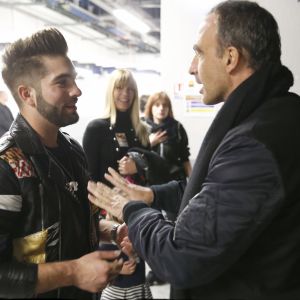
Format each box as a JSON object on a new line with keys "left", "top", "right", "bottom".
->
{"left": 112, "top": 8, "right": 150, "bottom": 34}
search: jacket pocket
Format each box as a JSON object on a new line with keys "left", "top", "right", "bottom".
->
{"left": 175, "top": 190, "right": 217, "bottom": 247}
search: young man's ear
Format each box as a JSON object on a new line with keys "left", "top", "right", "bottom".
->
{"left": 18, "top": 85, "right": 37, "bottom": 107}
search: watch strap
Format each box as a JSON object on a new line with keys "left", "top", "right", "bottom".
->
{"left": 110, "top": 223, "right": 120, "bottom": 245}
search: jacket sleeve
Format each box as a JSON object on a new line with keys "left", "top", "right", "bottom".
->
{"left": 0, "top": 158, "right": 38, "bottom": 298}
{"left": 150, "top": 180, "right": 186, "bottom": 214}
{"left": 123, "top": 135, "right": 284, "bottom": 288}
{"left": 177, "top": 122, "right": 190, "bottom": 162}
{"left": 82, "top": 120, "right": 105, "bottom": 181}
{"left": 129, "top": 147, "right": 172, "bottom": 185}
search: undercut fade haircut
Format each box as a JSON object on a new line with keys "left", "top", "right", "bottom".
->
{"left": 1, "top": 28, "right": 68, "bottom": 105}
{"left": 211, "top": 0, "right": 281, "bottom": 70}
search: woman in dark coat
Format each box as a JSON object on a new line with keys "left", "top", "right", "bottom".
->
{"left": 83, "top": 69, "right": 153, "bottom": 300}
{"left": 143, "top": 91, "right": 192, "bottom": 287}
{"left": 144, "top": 91, "right": 192, "bottom": 182}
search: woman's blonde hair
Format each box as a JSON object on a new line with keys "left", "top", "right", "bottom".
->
{"left": 102, "top": 69, "right": 149, "bottom": 147}
{"left": 144, "top": 91, "right": 174, "bottom": 120}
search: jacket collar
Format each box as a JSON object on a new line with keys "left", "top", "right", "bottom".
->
{"left": 180, "top": 63, "right": 294, "bottom": 211}
{"left": 10, "top": 113, "right": 73, "bottom": 155}
{"left": 9, "top": 114, "right": 83, "bottom": 201}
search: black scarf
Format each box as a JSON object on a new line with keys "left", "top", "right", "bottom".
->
{"left": 115, "top": 110, "right": 132, "bottom": 130}
{"left": 180, "top": 63, "right": 294, "bottom": 212}
{"left": 146, "top": 117, "right": 178, "bottom": 142}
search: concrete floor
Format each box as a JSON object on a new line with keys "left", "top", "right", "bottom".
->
{"left": 150, "top": 282, "right": 170, "bottom": 299}
{"left": 146, "top": 264, "right": 170, "bottom": 299}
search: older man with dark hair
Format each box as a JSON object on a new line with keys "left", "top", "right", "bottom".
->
{"left": 88, "top": 1, "right": 300, "bottom": 299}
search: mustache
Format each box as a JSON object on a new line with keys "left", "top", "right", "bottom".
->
{"left": 66, "top": 98, "right": 78, "bottom": 105}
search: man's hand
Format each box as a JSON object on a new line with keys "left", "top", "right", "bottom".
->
{"left": 120, "top": 236, "right": 134, "bottom": 258}
{"left": 120, "top": 236, "right": 140, "bottom": 275}
{"left": 116, "top": 223, "right": 129, "bottom": 246}
{"left": 120, "top": 259, "right": 137, "bottom": 275}
{"left": 87, "top": 168, "right": 154, "bottom": 221}
{"left": 36, "top": 250, "right": 123, "bottom": 294}
{"left": 104, "top": 167, "right": 154, "bottom": 205}
{"left": 98, "top": 218, "right": 128, "bottom": 246}
{"left": 72, "top": 250, "right": 123, "bottom": 292}
{"left": 88, "top": 181, "right": 129, "bottom": 222}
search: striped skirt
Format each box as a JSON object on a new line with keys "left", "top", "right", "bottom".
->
{"left": 100, "top": 283, "right": 153, "bottom": 300}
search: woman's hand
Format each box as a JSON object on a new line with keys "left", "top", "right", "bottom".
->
{"left": 118, "top": 156, "right": 137, "bottom": 175}
{"left": 149, "top": 130, "right": 167, "bottom": 147}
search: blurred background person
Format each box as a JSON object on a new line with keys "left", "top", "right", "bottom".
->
{"left": 83, "top": 69, "right": 170, "bottom": 186}
{"left": 0, "top": 90, "right": 13, "bottom": 136}
{"left": 143, "top": 91, "right": 192, "bottom": 286}
{"left": 145, "top": 91, "right": 192, "bottom": 182}
{"left": 83, "top": 69, "right": 149, "bottom": 184}
{"left": 83, "top": 68, "right": 152, "bottom": 299}
{"left": 139, "top": 94, "right": 149, "bottom": 121}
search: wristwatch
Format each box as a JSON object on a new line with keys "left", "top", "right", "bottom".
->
{"left": 110, "top": 223, "right": 120, "bottom": 245}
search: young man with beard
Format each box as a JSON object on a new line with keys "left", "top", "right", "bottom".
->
{"left": 0, "top": 28, "right": 122, "bottom": 299}
{"left": 87, "top": 1, "right": 300, "bottom": 299}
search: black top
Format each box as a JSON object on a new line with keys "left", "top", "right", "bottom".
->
{"left": 83, "top": 111, "right": 145, "bottom": 184}
{"left": 0, "top": 103, "right": 13, "bottom": 136}
{"left": 145, "top": 117, "right": 190, "bottom": 180}
{"left": 83, "top": 111, "right": 148, "bottom": 288}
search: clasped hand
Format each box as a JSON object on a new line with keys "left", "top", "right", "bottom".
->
{"left": 118, "top": 156, "right": 137, "bottom": 175}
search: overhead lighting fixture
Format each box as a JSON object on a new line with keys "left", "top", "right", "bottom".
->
{"left": 113, "top": 8, "right": 150, "bottom": 34}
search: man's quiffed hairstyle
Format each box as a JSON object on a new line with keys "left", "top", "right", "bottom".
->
{"left": 1, "top": 28, "right": 68, "bottom": 105}
{"left": 211, "top": 0, "right": 281, "bottom": 70}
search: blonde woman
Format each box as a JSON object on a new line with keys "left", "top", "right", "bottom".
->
{"left": 83, "top": 69, "right": 153, "bottom": 299}
{"left": 83, "top": 69, "right": 150, "bottom": 183}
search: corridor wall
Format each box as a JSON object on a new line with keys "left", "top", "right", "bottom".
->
{"left": 160, "top": 0, "right": 300, "bottom": 161}
{"left": 0, "top": 4, "right": 161, "bottom": 143}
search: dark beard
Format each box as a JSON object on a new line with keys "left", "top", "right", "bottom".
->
{"left": 36, "top": 94, "right": 79, "bottom": 127}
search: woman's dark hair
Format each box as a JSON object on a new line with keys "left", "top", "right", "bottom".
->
{"left": 211, "top": 0, "right": 281, "bottom": 70}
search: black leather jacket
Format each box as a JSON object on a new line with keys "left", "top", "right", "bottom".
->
{"left": 0, "top": 114, "right": 98, "bottom": 299}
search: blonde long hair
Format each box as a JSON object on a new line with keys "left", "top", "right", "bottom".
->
{"left": 102, "top": 69, "right": 149, "bottom": 147}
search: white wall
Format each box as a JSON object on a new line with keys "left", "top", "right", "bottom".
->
{"left": 0, "top": 5, "right": 161, "bottom": 143}
{"left": 255, "top": 0, "right": 300, "bottom": 94}
{"left": 160, "top": 0, "right": 222, "bottom": 162}
{"left": 160, "top": 0, "right": 300, "bottom": 161}
{"left": 1, "top": 1, "right": 299, "bottom": 154}
{"left": 64, "top": 70, "right": 162, "bottom": 142}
